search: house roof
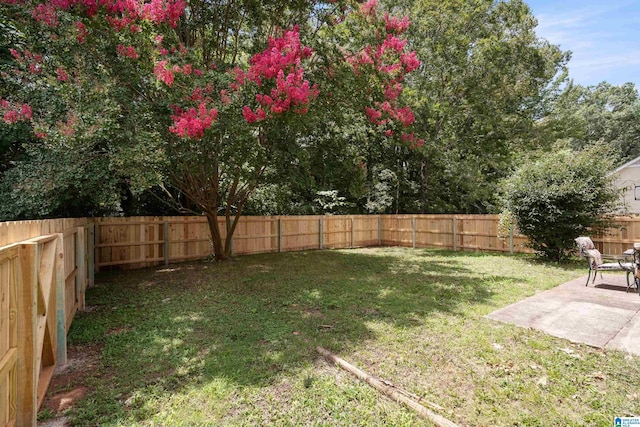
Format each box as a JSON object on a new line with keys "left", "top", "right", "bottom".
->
{"left": 611, "top": 155, "right": 640, "bottom": 175}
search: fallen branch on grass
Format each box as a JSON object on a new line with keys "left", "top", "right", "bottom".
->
{"left": 316, "top": 347, "right": 459, "bottom": 427}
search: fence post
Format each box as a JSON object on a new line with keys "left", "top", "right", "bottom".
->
{"left": 509, "top": 224, "right": 514, "bottom": 254}
{"left": 140, "top": 220, "right": 146, "bottom": 267}
{"left": 319, "top": 216, "right": 324, "bottom": 250}
{"left": 88, "top": 223, "right": 95, "bottom": 287}
{"left": 76, "top": 226, "right": 86, "bottom": 310}
{"left": 351, "top": 217, "right": 354, "bottom": 248}
{"left": 278, "top": 217, "right": 282, "bottom": 253}
{"left": 412, "top": 216, "right": 416, "bottom": 249}
{"left": 55, "top": 233, "right": 67, "bottom": 365}
{"left": 378, "top": 216, "right": 382, "bottom": 246}
{"left": 94, "top": 222, "right": 100, "bottom": 273}
{"left": 17, "top": 243, "right": 38, "bottom": 427}
{"left": 452, "top": 216, "right": 458, "bottom": 251}
{"left": 164, "top": 221, "right": 170, "bottom": 266}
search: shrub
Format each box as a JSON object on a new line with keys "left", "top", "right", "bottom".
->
{"left": 500, "top": 145, "right": 621, "bottom": 261}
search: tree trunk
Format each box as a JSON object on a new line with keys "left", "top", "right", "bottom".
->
{"left": 205, "top": 210, "right": 230, "bottom": 261}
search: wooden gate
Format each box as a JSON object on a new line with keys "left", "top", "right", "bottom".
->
{"left": 14, "top": 236, "right": 63, "bottom": 426}
{"left": 0, "top": 245, "right": 19, "bottom": 427}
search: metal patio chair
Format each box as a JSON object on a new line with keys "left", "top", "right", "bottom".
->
{"left": 575, "top": 236, "right": 635, "bottom": 289}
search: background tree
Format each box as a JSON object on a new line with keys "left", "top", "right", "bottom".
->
{"left": 382, "top": 0, "right": 567, "bottom": 213}
{"left": 500, "top": 145, "right": 621, "bottom": 261}
{"left": 535, "top": 81, "right": 640, "bottom": 162}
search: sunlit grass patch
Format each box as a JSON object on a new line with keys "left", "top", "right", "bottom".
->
{"left": 61, "top": 248, "right": 640, "bottom": 426}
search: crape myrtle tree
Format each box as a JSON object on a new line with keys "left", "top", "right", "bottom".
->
{"left": 0, "top": 0, "right": 422, "bottom": 259}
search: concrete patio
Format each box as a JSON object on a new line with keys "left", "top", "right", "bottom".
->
{"left": 487, "top": 273, "right": 640, "bottom": 356}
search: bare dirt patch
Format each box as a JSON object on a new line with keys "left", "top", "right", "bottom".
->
{"left": 38, "top": 343, "right": 103, "bottom": 426}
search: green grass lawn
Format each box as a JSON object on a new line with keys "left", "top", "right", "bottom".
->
{"left": 55, "top": 248, "right": 640, "bottom": 426}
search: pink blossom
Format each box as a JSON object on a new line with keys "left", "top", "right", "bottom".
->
{"left": 31, "top": 3, "right": 59, "bottom": 27}
{"left": 56, "top": 67, "right": 69, "bottom": 81}
{"left": 242, "top": 106, "right": 258, "bottom": 123}
{"left": 395, "top": 107, "right": 414, "bottom": 127}
{"left": 106, "top": 16, "right": 133, "bottom": 31}
{"left": 1, "top": 99, "right": 33, "bottom": 124}
{"left": 190, "top": 87, "right": 204, "bottom": 102}
{"left": 117, "top": 44, "right": 139, "bottom": 59}
{"left": 365, "top": 107, "right": 382, "bottom": 125}
{"left": 384, "top": 82, "right": 402, "bottom": 101}
{"left": 142, "top": 0, "right": 186, "bottom": 28}
{"left": 154, "top": 60, "right": 174, "bottom": 86}
{"left": 243, "top": 27, "right": 318, "bottom": 118}
{"left": 234, "top": 67, "right": 245, "bottom": 85}
{"left": 76, "top": 22, "right": 87, "bottom": 43}
{"left": 220, "top": 90, "right": 231, "bottom": 105}
{"left": 170, "top": 103, "right": 218, "bottom": 138}
{"left": 359, "top": 0, "right": 378, "bottom": 17}
{"left": 28, "top": 63, "right": 42, "bottom": 74}
{"left": 9, "top": 49, "right": 22, "bottom": 61}
{"left": 381, "top": 35, "right": 407, "bottom": 54}
{"left": 3, "top": 111, "right": 19, "bottom": 124}
{"left": 401, "top": 132, "right": 424, "bottom": 148}
{"left": 401, "top": 52, "right": 420, "bottom": 72}
{"left": 384, "top": 13, "right": 410, "bottom": 34}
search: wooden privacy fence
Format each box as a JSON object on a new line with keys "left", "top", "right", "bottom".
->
{"left": 0, "top": 223, "right": 92, "bottom": 427}
{"left": 94, "top": 215, "right": 382, "bottom": 269}
{"left": 2, "top": 214, "right": 640, "bottom": 425}
{"left": 93, "top": 214, "right": 640, "bottom": 270}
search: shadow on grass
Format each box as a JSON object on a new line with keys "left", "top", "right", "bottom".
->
{"left": 67, "top": 249, "right": 524, "bottom": 423}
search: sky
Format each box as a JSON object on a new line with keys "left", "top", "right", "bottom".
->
{"left": 525, "top": 0, "right": 640, "bottom": 88}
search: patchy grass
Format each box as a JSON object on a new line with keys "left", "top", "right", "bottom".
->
{"left": 57, "top": 248, "right": 640, "bottom": 426}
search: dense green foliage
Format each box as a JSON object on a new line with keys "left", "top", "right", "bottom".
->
{"left": 536, "top": 81, "right": 640, "bottom": 162}
{"left": 395, "top": 0, "right": 567, "bottom": 213}
{"left": 500, "top": 146, "right": 621, "bottom": 261}
{"left": 0, "top": 0, "right": 637, "bottom": 230}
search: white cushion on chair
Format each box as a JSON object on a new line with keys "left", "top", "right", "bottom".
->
{"left": 575, "top": 236, "right": 595, "bottom": 250}
{"left": 596, "top": 262, "right": 624, "bottom": 270}
{"left": 585, "top": 249, "right": 603, "bottom": 267}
